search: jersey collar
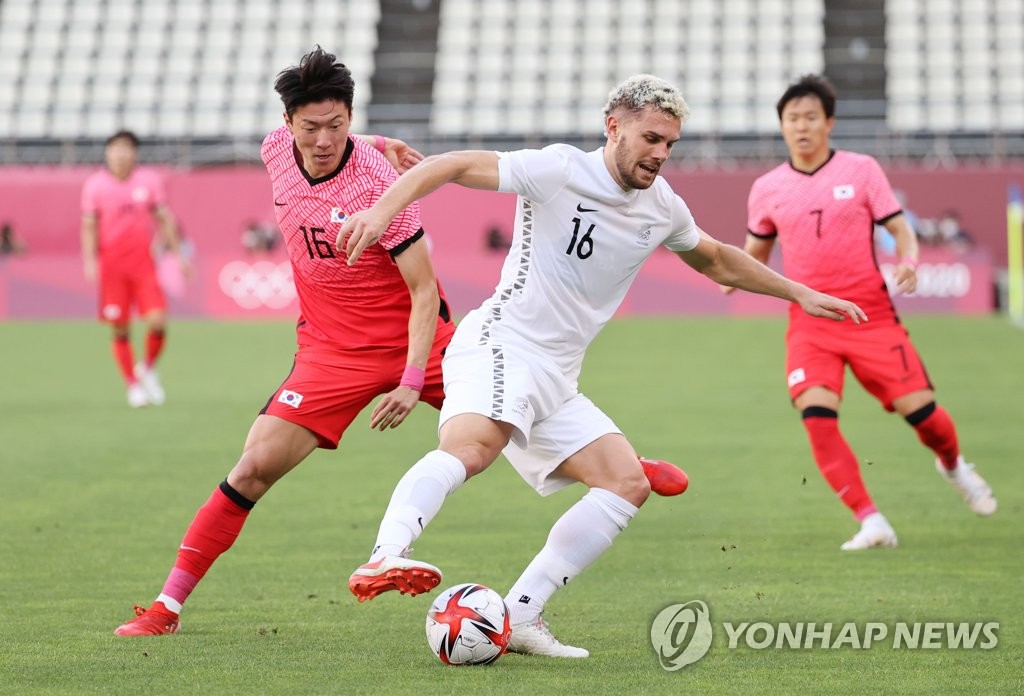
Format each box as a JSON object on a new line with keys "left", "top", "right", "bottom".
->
{"left": 787, "top": 149, "right": 836, "bottom": 176}
{"left": 293, "top": 137, "right": 355, "bottom": 186}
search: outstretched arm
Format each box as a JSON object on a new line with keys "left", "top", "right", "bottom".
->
{"left": 720, "top": 233, "right": 775, "bottom": 295}
{"left": 337, "top": 150, "right": 500, "bottom": 265}
{"left": 354, "top": 134, "right": 425, "bottom": 174}
{"left": 680, "top": 230, "right": 867, "bottom": 323}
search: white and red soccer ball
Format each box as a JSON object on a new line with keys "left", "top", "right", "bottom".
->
{"left": 425, "top": 583, "right": 512, "bottom": 666}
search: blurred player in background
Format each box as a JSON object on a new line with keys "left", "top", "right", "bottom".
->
{"left": 80, "top": 130, "right": 189, "bottom": 407}
{"left": 726, "top": 74, "right": 996, "bottom": 551}
{"left": 113, "top": 47, "right": 454, "bottom": 637}
{"left": 339, "top": 74, "right": 866, "bottom": 657}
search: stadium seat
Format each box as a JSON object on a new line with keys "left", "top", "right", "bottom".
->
{"left": 886, "top": 0, "right": 1024, "bottom": 132}
{"left": 0, "top": 0, "right": 1017, "bottom": 144}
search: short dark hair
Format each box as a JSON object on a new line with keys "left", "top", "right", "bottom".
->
{"left": 106, "top": 129, "right": 140, "bottom": 147}
{"left": 776, "top": 74, "right": 836, "bottom": 120}
{"left": 274, "top": 46, "right": 355, "bottom": 117}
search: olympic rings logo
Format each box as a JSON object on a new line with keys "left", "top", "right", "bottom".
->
{"left": 218, "top": 260, "right": 297, "bottom": 309}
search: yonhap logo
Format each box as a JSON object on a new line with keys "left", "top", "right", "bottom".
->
{"left": 649, "top": 599, "right": 1000, "bottom": 672}
{"left": 650, "top": 600, "right": 713, "bottom": 670}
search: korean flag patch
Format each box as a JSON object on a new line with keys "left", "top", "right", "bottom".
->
{"left": 833, "top": 185, "right": 855, "bottom": 200}
{"left": 278, "top": 389, "right": 304, "bottom": 408}
{"left": 330, "top": 207, "right": 347, "bottom": 223}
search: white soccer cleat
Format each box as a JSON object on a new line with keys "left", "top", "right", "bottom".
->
{"left": 507, "top": 615, "right": 589, "bottom": 658}
{"left": 134, "top": 362, "right": 166, "bottom": 405}
{"left": 936, "top": 457, "right": 997, "bottom": 516}
{"left": 127, "top": 383, "right": 150, "bottom": 408}
{"left": 840, "top": 512, "right": 898, "bottom": 551}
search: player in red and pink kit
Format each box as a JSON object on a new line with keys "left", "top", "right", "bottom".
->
{"left": 112, "top": 47, "right": 458, "bottom": 636}
{"left": 81, "top": 130, "right": 189, "bottom": 408}
{"left": 729, "top": 75, "right": 996, "bottom": 550}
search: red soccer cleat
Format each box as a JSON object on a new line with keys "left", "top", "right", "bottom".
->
{"left": 639, "top": 457, "right": 689, "bottom": 496}
{"left": 114, "top": 602, "right": 180, "bottom": 636}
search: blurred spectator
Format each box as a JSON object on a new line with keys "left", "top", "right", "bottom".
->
{"left": 241, "top": 219, "right": 279, "bottom": 253}
{"left": 893, "top": 189, "right": 921, "bottom": 233}
{"left": 879, "top": 189, "right": 933, "bottom": 252}
{"left": 873, "top": 223, "right": 896, "bottom": 255}
{"left": 936, "top": 209, "right": 974, "bottom": 253}
{"left": 915, "top": 217, "right": 941, "bottom": 246}
{"left": 484, "top": 223, "right": 510, "bottom": 252}
{"left": 0, "top": 221, "right": 26, "bottom": 255}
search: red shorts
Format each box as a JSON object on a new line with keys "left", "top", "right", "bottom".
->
{"left": 785, "top": 321, "right": 933, "bottom": 411}
{"left": 261, "top": 321, "right": 454, "bottom": 448}
{"left": 98, "top": 264, "right": 165, "bottom": 323}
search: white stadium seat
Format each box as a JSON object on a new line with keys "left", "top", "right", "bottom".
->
{"left": 0, "top": 0, "right": 1018, "bottom": 141}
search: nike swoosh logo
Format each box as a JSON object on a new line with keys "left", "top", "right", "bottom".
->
{"left": 576, "top": 202, "right": 598, "bottom": 213}
{"left": 179, "top": 545, "right": 201, "bottom": 553}
{"left": 274, "top": 200, "right": 286, "bottom": 206}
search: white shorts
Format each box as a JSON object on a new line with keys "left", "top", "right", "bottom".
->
{"left": 439, "top": 340, "right": 621, "bottom": 496}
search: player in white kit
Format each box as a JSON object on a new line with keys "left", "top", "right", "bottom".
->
{"left": 340, "top": 75, "right": 866, "bottom": 657}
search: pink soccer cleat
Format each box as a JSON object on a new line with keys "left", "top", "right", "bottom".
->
{"left": 114, "top": 602, "right": 180, "bottom": 636}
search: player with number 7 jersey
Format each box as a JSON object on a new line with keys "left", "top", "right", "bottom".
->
{"left": 746, "top": 147, "right": 902, "bottom": 328}
{"left": 737, "top": 74, "right": 995, "bottom": 552}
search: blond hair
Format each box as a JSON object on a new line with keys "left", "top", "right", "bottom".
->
{"left": 603, "top": 74, "right": 690, "bottom": 127}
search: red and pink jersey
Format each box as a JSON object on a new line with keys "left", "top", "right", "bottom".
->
{"left": 80, "top": 167, "right": 166, "bottom": 270}
{"left": 261, "top": 127, "right": 447, "bottom": 349}
{"left": 747, "top": 150, "right": 902, "bottom": 327}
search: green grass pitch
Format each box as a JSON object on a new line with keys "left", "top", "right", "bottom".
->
{"left": 1, "top": 316, "right": 1020, "bottom": 694}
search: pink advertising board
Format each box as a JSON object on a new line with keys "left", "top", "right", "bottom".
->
{"left": 0, "top": 164, "right": 1002, "bottom": 319}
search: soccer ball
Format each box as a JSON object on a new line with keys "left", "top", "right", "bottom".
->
{"left": 425, "top": 583, "right": 512, "bottom": 666}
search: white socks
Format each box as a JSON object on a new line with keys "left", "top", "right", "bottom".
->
{"left": 369, "top": 450, "right": 467, "bottom": 561}
{"left": 505, "top": 488, "right": 637, "bottom": 625}
{"left": 156, "top": 594, "right": 183, "bottom": 614}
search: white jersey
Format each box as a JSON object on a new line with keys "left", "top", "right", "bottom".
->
{"left": 452, "top": 144, "right": 700, "bottom": 383}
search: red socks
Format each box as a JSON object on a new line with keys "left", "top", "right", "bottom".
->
{"left": 800, "top": 400, "right": 961, "bottom": 522}
{"left": 905, "top": 402, "right": 960, "bottom": 470}
{"left": 160, "top": 482, "right": 254, "bottom": 606}
{"left": 145, "top": 329, "right": 165, "bottom": 368}
{"left": 113, "top": 330, "right": 164, "bottom": 383}
{"left": 112, "top": 336, "right": 136, "bottom": 385}
{"left": 802, "top": 407, "right": 876, "bottom": 520}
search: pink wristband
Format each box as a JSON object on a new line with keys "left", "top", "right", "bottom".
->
{"left": 900, "top": 257, "right": 919, "bottom": 269}
{"left": 373, "top": 135, "right": 386, "bottom": 153}
{"left": 400, "top": 364, "right": 425, "bottom": 391}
